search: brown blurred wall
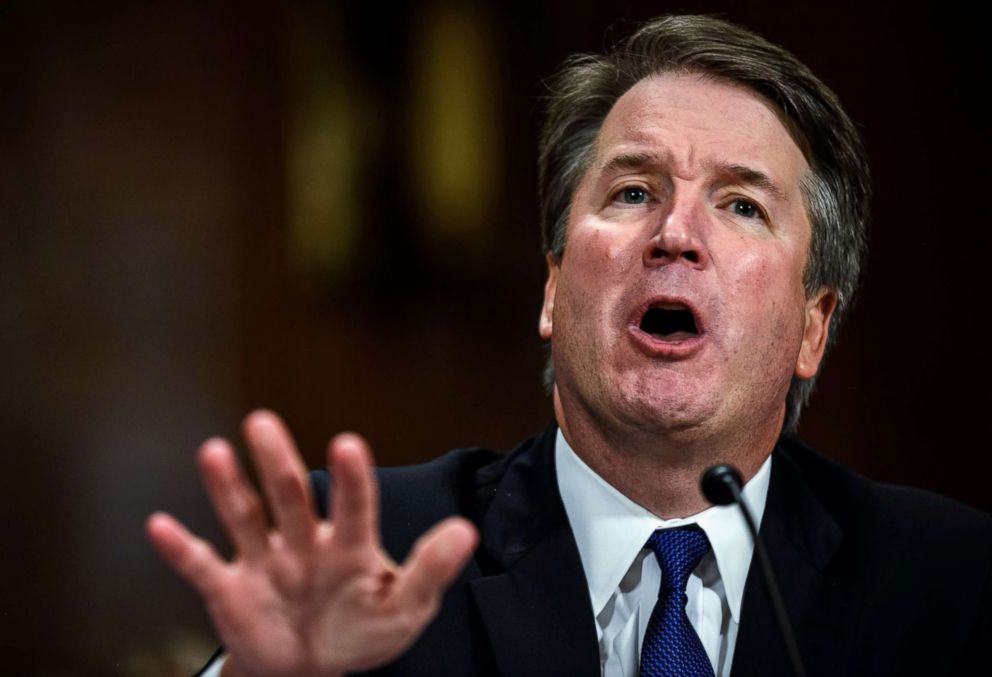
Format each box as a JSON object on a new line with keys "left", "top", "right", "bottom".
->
{"left": 1, "top": 1, "right": 987, "bottom": 674}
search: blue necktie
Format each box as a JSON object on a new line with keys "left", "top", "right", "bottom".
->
{"left": 639, "top": 526, "right": 715, "bottom": 677}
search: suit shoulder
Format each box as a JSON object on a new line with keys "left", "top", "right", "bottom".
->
{"left": 778, "top": 442, "right": 992, "bottom": 672}
{"left": 309, "top": 445, "right": 504, "bottom": 515}
{"left": 309, "top": 430, "right": 552, "bottom": 540}
{"left": 779, "top": 437, "right": 992, "bottom": 546}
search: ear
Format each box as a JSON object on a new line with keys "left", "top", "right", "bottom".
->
{"left": 539, "top": 252, "right": 559, "bottom": 341}
{"left": 795, "top": 287, "right": 838, "bottom": 379}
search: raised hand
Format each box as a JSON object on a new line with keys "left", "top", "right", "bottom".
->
{"left": 146, "top": 410, "right": 478, "bottom": 677}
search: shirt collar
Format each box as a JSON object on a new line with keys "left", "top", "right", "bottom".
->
{"left": 555, "top": 428, "right": 772, "bottom": 623}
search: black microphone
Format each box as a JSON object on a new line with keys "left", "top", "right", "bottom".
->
{"left": 701, "top": 465, "right": 807, "bottom": 677}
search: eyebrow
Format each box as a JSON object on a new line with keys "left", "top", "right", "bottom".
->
{"left": 599, "top": 152, "right": 660, "bottom": 175}
{"left": 714, "top": 163, "right": 788, "bottom": 203}
{"left": 597, "top": 153, "right": 790, "bottom": 203}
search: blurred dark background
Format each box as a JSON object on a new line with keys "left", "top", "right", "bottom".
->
{"left": 0, "top": 0, "right": 987, "bottom": 674}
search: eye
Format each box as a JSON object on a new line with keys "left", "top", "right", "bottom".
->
{"left": 728, "top": 198, "right": 765, "bottom": 221}
{"left": 616, "top": 186, "right": 649, "bottom": 205}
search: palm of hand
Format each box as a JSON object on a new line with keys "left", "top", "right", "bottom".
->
{"left": 147, "top": 412, "right": 477, "bottom": 677}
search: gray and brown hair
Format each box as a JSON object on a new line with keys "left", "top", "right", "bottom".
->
{"left": 538, "top": 14, "right": 871, "bottom": 434}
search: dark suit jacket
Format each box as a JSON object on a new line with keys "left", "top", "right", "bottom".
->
{"left": 308, "top": 427, "right": 991, "bottom": 677}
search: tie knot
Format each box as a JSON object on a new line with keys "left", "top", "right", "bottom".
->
{"left": 645, "top": 526, "right": 711, "bottom": 593}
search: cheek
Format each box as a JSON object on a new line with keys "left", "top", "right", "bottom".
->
{"left": 722, "top": 250, "right": 807, "bottom": 345}
{"left": 554, "top": 226, "right": 638, "bottom": 339}
{"left": 567, "top": 220, "right": 638, "bottom": 271}
{"left": 560, "top": 227, "right": 637, "bottom": 301}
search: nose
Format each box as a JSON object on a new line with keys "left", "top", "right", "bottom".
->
{"left": 642, "top": 195, "right": 709, "bottom": 270}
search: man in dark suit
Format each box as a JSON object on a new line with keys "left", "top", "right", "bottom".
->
{"left": 147, "top": 15, "right": 991, "bottom": 677}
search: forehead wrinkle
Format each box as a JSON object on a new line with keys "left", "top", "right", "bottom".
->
{"left": 594, "top": 76, "right": 807, "bottom": 186}
{"left": 592, "top": 104, "right": 806, "bottom": 195}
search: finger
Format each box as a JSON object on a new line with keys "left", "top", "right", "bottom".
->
{"left": 394, "top": 517, "right": 478, "bottom": 610}
{"left": 198, "top": 437, "right": 268, "bottom": 557}
{"left": 145, "top": 512, "right": 227, "bottom": 598}
{"left": 243, "top": 410, "right": 317, "bottom": 549}
{"left": 328, "top": 432, "right": 379, "bottom": 549}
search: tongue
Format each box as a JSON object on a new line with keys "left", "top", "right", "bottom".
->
{"left": 649, "top": 329, "right": 696, "bottom": 341}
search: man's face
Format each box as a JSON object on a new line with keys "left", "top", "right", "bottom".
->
{"left": 540, "top": 73, "right": 835, "bottom": 441}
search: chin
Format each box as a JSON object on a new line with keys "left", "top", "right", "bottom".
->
{"left": 610, "top": 379, "right": 720, "bottom": 436}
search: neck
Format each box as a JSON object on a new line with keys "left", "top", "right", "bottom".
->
{"left": 553, "top": 392, "right": 781, "bottom": 519}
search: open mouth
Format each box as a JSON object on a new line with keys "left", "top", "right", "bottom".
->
{"left": 639, "top": 304, "right": 699, "bottom": 341}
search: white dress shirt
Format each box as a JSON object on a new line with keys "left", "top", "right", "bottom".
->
{"left": 201, "top": 654, "right": 224, "bottom": 677}
{"left": 555, "top": 429, "right": 771, "bottom": 677}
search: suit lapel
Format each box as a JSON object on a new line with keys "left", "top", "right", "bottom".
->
{"left": 468, "top": 427, "right": 601, "bottom": 677}
{"left": 731, "top": 443, "right": 863, "bottom": 677}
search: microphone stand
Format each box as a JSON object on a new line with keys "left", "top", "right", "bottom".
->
{"left": 701, "top": 465, "right": 808, "bottom": 677}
